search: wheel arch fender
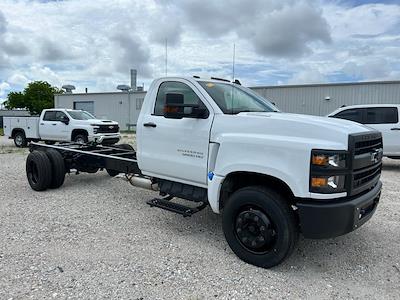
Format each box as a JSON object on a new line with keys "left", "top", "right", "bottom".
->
{"left": 208, "top": 166, "right": 304, "bottom": 214}
{"left": 11, "top": 128, "right": 25, "bottom": 138}
{"left": 71, "top": 128, "right": 88, "bottom": 140}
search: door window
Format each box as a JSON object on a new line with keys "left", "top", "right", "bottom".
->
{"left": 334, "top": 108, "right": 364, "bottom": 123}
{"left": 365, "top": 107, "right": 398, "bottom": 124}
{"left": 55, "top": 111, "right": 68, "bottom": 122}
{"left": 154, "top": 81, "right": 207, "bottom": 116}
{"left": 43, "top": 111, "right": 57, "bottom": 121}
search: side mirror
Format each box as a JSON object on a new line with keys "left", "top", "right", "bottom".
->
{"left": 61, "top": 116, "right": 69, "bottom": 125}
{"left": 163, "top": 93, "right": 208, "bottom": 119}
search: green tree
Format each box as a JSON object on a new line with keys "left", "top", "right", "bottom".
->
{"left": 5, "top": 81, "right": 63, "bottom": 115}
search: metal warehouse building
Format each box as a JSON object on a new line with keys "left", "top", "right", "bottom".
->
{"left": 55, "top": 91, "right": 146, "bottom": 130}
{"left": 55, "top": 79, "right": 400, "bottom": 129}
{"left": 251, "top": 80, "right": 400, "bottom": 116}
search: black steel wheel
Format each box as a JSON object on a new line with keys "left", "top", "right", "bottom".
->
{"left": 222, "top": 186, "right": 298, "bottom": 268}
{"left": 26, "top": 151, "right": 52, "bottom": 191}
{"left": 45, "top": 149, "right": 66, "bottom": 189}
{"left": 235, "top": 208, "right": 277, "bottom": 254}
{"left": 14, "top": 131, "right": 27, "bottom": 148}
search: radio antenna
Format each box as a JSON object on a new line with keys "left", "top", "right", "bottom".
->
{"left": 165, "top": 38, "right": 168, "bottom": 77}
{"left": 232, "top": 43, "right": 236, "bottom": 81}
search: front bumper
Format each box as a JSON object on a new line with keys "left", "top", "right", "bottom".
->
{"left": 296, "top": 181, "right": 382, "bottom": 239}
{"left": 90, "top": 133, "right": 121, "bottom": 144}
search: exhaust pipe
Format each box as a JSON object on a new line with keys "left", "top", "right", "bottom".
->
{"left": 119, "top": 175, "right": 159, "bottom": 191}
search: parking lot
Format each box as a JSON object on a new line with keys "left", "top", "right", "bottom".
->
{"left": 0, "top": 137, "right": 399, "bottom": 299}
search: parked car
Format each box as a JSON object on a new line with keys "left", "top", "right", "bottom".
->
{"left": 328, "top": 104, "right": 400, "bottom": 159}
{"left": 25, "top": 77, "right": 383, "bottom": 268}
{"left": 3, "top": 109, "right": 120, "bottom": 147}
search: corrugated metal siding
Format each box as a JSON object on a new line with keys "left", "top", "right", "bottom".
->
{"left": 55, "top": 92, "right": 146, "bottom": 130}
{"left": 251, "top": 82, "right": 400, "bottom": 116}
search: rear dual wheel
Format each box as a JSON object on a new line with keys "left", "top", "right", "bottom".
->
{"left": 26, "top": 150, "right": 66, "bottom": 191}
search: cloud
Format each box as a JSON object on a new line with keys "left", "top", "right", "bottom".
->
{"left": 110, "top": 33, "right": 152, "bottom": 77}
{"left": 159, "top": 0, "right": 331, "bottom": 58}
{"left": 249, "top": 2, "right": 331, "bottom": 57}
{"left": 38, "top": 38, "right": 74, "bottom": 61}
{"left": 0, "top": 0, "right": 399, "bottom": 95}
{"left": 149, "top": 17, "right": 181, "bottom": 46}
{"left": 0, "top": 9, "right": 6, "bottom": 35}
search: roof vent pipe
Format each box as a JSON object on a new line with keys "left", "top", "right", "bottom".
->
{"left": 130, "top": 69, "right": 137, "bottom": 91}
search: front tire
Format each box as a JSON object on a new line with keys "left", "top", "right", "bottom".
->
{"left": 26, "top": 151, "right": 52, "bottom": 191}
{"left": 74, "top": 134, "right": 88, "bottom": 144}
{"left": 14, "top": 131, "right": 27, "bottom": 148}
{"left": 222, "top": 186, "right": 298, "bottom": 268}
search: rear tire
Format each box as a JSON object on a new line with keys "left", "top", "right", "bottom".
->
{"left": 45, "top": 149, "right": 66, "bottom": 189}
{"left": 26, "top": 151, "right": 52, "bottom": 191}
{"left": 14, "top": 131, "right": 27, "bottom": 148}
{"left": 106, "top": 144, "right": 135, "bottom": 177}
{"left": 222, "top": 186, "right": 298, "bottom": 268}
{"left": 45, "top": 141, "right": 56, "bottom": 145}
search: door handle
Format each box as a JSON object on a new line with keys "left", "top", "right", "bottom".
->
{"left": 52, "top": 123, "right": 57, "bottom": 126}
{"left": 40, "top": 123, "right": 44, "bottom": 125}
{"left": 390, "top": 128, "right": 400, "bottom": 130}
{"left": 143, "top": 122, "right": 157, "bottom": 128}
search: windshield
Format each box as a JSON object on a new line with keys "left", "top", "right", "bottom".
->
{"left": 199, "top": 81, "right": 278, "bottom": 114}
{"left": 67, "top": 110, "right": 95, "bottom": 120}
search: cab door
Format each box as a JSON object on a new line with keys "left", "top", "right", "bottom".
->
{"left": 138, "top": 80, "right": 214, "bottom": 187}
{"left": 40, "top": 110, "right": 70, "bottom": 141}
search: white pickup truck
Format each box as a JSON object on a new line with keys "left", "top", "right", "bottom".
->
{"left": 4, "top": 108, "right": 120, "bottom": 147}
{"left": 25, "top": 77, "right": 383, "bottom": 268}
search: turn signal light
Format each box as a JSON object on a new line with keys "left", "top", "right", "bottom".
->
{"left": 311, "top": 177, "right": 328, "bottom": 187}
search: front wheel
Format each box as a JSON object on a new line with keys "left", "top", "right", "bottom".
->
{"left": 222, "top": 186, "right": 298, "bottom": 268}
{"left": 74, "top": 134, "right": 88, "bottom": 144}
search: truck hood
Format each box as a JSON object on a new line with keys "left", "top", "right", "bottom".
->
{"left": 211, "top": 112, "right": 373, "bottom": 149}
{"left": 74, "top": 119, "right": 119, "bottom": 126}
{"left": 87, "top": 119, "right": 119, "bottom": 125}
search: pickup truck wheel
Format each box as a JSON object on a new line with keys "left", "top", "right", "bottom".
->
{"left": 222, "top": 186, "right": 298, "bottom": 268}
{"left": 14, "top": 132, "right": 27, "bottom": 148}
{"left": 74, "top": 134, "right": 88, "bottom": 144}
{"left": 26, "top": 151, "right": 52, "bottom": 191}
{"left": 45, "top": 149, "right": 66, "bottom": 189}
{"left": 45, "top": 141, "right": 56, "bottom": 145}
{"left": 106, "top": 144, "right": 135, "bottom": 177}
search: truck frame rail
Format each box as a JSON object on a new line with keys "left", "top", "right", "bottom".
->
{"left": 29, "top": 142, "right": 140, "bottom": 175}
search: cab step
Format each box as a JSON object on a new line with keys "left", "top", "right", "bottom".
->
{"left": 146, "top": 198, "right": 207, "bottom": 217}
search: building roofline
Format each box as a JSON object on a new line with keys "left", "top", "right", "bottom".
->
{"left": 249, "top": 80, "right": 400, "bottom": 89}
{"left": 55, "top": 91, "right": 147, "bottom": 96}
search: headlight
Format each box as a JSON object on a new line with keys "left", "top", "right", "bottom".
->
{"left": 310, "top": 150, "right": 348, "bottom": 193}
{"left": 311, "top": 151, "right": 347, "bottom": 169}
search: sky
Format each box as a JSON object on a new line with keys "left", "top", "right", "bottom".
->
{"left": 0, "top": 0, "right": 399, "bottom": 103}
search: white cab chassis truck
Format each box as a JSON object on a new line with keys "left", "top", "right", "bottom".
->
{"left": 25, "top": 77, "right": 383, "bottom": 268}
{"left": 3, "top": 109, "right": 120, "bottom": 147}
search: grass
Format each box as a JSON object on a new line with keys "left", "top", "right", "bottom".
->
{"left": 120, "top": 130, "right": 136, "bottom": 134}
{"left": 0, "top": 128, "right": 3, "bottom": 136}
